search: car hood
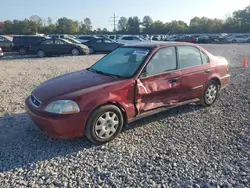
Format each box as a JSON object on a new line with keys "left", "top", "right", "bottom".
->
{"left": 32, "top": 69, "right": 118, "bottom": 102}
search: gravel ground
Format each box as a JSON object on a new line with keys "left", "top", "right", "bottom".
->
{"left": 0, "top": 44, "right": 249, "bottom": 187}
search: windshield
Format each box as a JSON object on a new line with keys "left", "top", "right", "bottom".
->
{"left": 90, "top": 47, "right": 150, "bottom": 78}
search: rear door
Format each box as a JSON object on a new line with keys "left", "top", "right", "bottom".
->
{"left": 177, "top": 45, "right": 211, "bottom": 101}
{"left": 135, "top": 47, "right": 182, "bottom": 113}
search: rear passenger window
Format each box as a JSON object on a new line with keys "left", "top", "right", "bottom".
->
{"left": 201, "top": 51, "right": 209, "bottom": 64}
{"left": 141, "top": 47, "right": 176, "bottom": 77}
{"left": 122, "top": 37, "right": 132, "bottom": 40}
{"left": 177, "top": 46, "right": 202, "bottom": 68}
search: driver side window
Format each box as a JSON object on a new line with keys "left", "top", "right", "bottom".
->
{"left": 140, "top": 47, "right": 177, "bottom": 77}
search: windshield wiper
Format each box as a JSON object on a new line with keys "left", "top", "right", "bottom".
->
{"left": 87, "top": 68, "right": 121, "bottom": 78}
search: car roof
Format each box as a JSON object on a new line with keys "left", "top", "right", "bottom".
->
{"left": 124, "top": 41, "right": 199, "bottom": 49}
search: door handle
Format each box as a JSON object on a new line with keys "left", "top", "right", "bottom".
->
{"left": 204, "top": 69, "right": 211, "bottom": 74}
{"left": 169, "top": 78, "right": 179, "bottom": 83}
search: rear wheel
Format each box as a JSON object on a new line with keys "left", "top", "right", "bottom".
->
{"left": 19, "top": 47, "right": 27, "bottom": 55}
{"left": 71, "top": 48, "right": 80, "bottom": 56}
{"left": 232, "top": 39, "right": 237, "bottom": 43}
{"left": 200, "top": 80, "right": 219, "bottom": 107}
{"left": 37, "top": 50, "right": 45, "bottom": 58}
{"left": 85, "top": 105, "right": 124, "bottom": 144}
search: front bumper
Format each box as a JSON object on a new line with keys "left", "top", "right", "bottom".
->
{"left": 25, "top": 97, "right": 88, "bottom": 139}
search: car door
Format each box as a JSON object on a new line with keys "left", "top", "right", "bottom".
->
{"left": 177, "top": 45, "right": 211, "bottom": 101}
{"left": 36, "top": 39, "right": 54, "bottom": 54}
{"left": 135, "top": 47, "right": 182, "bottom": 113}
{"left": 54, "top": 39, "right": 69, "bottom": 54}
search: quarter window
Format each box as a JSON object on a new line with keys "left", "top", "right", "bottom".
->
{"left": 141, "top": 47, "right": 177, "bottom": 77}
{"left": 177, "top": 46, "right": 202, "bottom": 69}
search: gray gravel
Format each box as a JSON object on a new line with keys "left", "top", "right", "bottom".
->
{"left": 0, "top": 44, "right": 250, "bottom": 187}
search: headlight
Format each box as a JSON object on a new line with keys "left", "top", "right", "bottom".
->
{"left": 45, "top": 100, "right": 80, "bottom": 114}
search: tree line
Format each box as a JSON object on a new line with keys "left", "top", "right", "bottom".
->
{"left": 1, "top": 5, "right": 250, "bottom": 35}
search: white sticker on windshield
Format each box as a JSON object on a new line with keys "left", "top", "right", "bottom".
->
{"left": 132, "top": 50, "right": 149, "bottom": 56}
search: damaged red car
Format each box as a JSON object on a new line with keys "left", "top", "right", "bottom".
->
{"left": 25, "top": 42, "right": 230, "bottom": 144}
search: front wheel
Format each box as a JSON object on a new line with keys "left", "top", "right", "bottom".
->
{"left": 85, "top": 105, "right": 124, "bottom": 144}
{"left": 232, "top": 39, "right": 237, "bottom": 43}
{"left": 200, "top": 81, "right": 219, "bottom": 107}
{"left": 71, "top": 48, "right": 80, "bottom": 56}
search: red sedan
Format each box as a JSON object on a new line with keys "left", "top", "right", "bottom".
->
{"left": 25, "top": 42, "right": 230, "bottom": 144}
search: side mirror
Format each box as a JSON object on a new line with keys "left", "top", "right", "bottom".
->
{"left": 139, "top": 68, "right": 148, "bottom": 78}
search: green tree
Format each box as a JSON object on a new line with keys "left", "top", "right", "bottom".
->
{"left": 127, "top": 16, "right": 140, "bottom": 34}
{"left": 84, "top": 17, "right": 92, "bottom": 31}
{"left": 142, "top": 16, "right": 153, "bottom": 33}
{"left": 56, "top": 17, "right": 78, "bottom": 34}
{"left": 3, "top": 20, "right": 13, "bottom": 34}
{"left": 118, "top": 17, "right": 128, "bottom": 32}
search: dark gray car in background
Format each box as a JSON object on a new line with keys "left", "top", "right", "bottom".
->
{"left": 83, "top": 37, "right": 124, "bottom": 54}
{"left": 0, "top": 35, "right": 13, "bottom": 51}
{"left": 30, "top": 38, "right": 89, "bottom": 57}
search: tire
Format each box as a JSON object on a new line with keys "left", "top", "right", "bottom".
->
{"left": 37, "top": 50, "right": 45, "bottom": 58}
{"left": 247, "top": 39, "right": 250, "bottom": 43}
{"left": 232, "top": 40, "right": 237, "bottom": 43}
{"left": 19, "top": 47, "right": 27, "bottom": 55}
{"left": 71, "top": 48, "right": 80, "bottom": 56}
{"left": 88, "top": 47, "right": 95, "bottom": 54}
{"left": 85, "top": 105, "right": 124, "bottom": 144}
{"left": 200, "top": 80, "right": 219, "bottom": 107}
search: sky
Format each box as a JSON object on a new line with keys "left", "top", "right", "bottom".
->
{"left": 1, "top": 0, "right": 249, "bottom": 30}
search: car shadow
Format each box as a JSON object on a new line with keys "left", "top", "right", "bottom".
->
{"left": 0, "top": 103, "right": 202, "bottom": 172}
{"left": 126, "top": 103, "right": 203, "bottom": 131}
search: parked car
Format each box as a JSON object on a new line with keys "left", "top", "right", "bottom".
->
{"left": 25, "top": 42, "right": 230, "bottom": 144}
{"left": 76, "top": 35, "right": 98, "bottom": 43}
{"left": 226, "top": 35, "right": 250, "bottom": 43}
{"left": 0, "top": 35, "right": 13, "bottom": 51}
{"left": 175, "top": 36, "right": 198, "bottom": 43}
{"left": 0, "top": 47, "right": 4, "bottom": 57}
{"left": 12, "top": 35, "right": 47, "bottom": 55}
{"left": 30, "top": 38, "right": 89, "bottom": 57}
{"left": 116, "top": 36, "right": 145, "bottom": 44}
{"left": 108, "top": 35, "right": 121, "bottom": 41}
{"left": 197, "top": 36, "right": 219, "bottom": 44}
{"left": 48, "top": 34, "right": 70, "bottom": 39}
{"left": 83, "top": 37, "right": 123, "bottom": 54}
{"left": 64, "top": 37, "right": 82, "bottom": 44}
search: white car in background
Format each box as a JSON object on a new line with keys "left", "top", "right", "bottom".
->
{"left": 116, "top": 35, "right": 145, "bottom": 44}
{"left": 226, "top": 35, "right": 250, "bottom": 43}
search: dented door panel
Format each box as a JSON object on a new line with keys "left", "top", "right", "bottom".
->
{"left": 135, "top": 70, "right": 181, "bottom": 113}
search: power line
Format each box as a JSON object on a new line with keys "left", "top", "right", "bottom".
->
{"left": 109, "top": 13, "right": 119, "bottom": 32}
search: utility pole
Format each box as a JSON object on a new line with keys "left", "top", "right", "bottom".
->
{"left": 109, "top": 13, "right": 119, "bottom": 33}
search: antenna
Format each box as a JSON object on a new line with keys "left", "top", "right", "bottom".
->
{"left": 109, "top": 13, "right": 119, "bottom": 32}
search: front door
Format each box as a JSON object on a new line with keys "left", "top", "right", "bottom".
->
{"left": 176, "top": 46, "right": 212, "bottom": 101}
{"left": 54, "top": 39, "right": 69, "bottom": 54}
{"left": 135, "top": 47, "right": 182, "bottom": 113}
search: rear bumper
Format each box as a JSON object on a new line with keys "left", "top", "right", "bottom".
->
{"left": 220, "top": 74, "right": 230, "bottom": 89}
{"left": 25, "top": 97, "right": 88, "bottom": 139}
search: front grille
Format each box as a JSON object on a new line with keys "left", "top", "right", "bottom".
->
{"left": 30, "top": 94, "right": 41, "bottom": 107}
